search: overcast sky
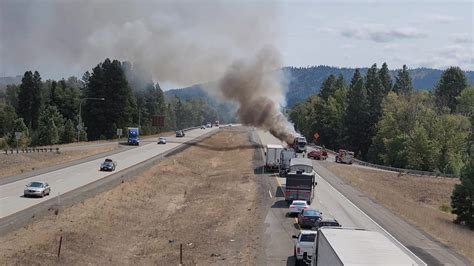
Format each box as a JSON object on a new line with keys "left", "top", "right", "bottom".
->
{"left": 0, "top": 0, "right": 472, "bottom": 86}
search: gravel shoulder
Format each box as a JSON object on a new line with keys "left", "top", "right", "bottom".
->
{"left": 0, "top": 128, "right": 264, "bottom": 265}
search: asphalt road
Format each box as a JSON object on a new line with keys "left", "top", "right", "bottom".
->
{"left": 256, "top": 130, "right": 470, "bottom": 266}
{"left": 0, "top": 127, "right": 219, "bottom": 220}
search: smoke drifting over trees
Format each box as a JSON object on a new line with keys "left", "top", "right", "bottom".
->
{"left": 1, "top": 0, "right": 295, "bottom": 142}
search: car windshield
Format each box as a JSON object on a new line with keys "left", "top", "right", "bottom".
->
{"left": 304, "top": 210, "right": 320, "bottom": 216}
{"left": 28, "top": 182, "right": 43, "bottom": 188}
{"left": 300, "top": 234, "right": 316, "bottom": 242}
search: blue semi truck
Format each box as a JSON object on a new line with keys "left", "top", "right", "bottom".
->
{"left": 127, "top": 127, "right": 140, "bottom": 145}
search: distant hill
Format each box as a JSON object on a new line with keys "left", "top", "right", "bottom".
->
{"left": 284, "top": 66, "right": 474, "bottom": 107}
{"left": 0, "top": 75, "right": 22, "bottom": 90}
{"left": 164, "top": 85, "right": 238, "bottom": 123}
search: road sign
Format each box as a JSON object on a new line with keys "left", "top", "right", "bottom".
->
{"left": 117, "top": 128, "right": 123, "bottom": 136}
{"left": 314, "top": 132, "right": 320, "bottom": 141}
{"left": 152, "top": 115, "right": 165, "bottom": 127}
{"left": 15, "top": 132, "right": 22, "bottom": 140}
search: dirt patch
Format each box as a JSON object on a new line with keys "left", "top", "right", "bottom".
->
{"left": 0, "top": 146, "right": 119, "bottom": 179}
{"left": 321, "top": 161, "right": 474, "bottom": 263}
{"left": 0, "top": 129, "right": 262, "bottom": 265}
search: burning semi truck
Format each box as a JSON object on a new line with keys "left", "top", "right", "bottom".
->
{"left": 292, "top": 135, "right": 307, "bottom": 153}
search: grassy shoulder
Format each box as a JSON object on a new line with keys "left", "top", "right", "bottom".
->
{"left": 0, "top": 128, "right": 262, "bottom": 265}
{"left": 320, "top": 161, "right": 474, "bottom": 263}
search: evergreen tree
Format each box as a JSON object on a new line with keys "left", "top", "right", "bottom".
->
{"left": 5, "top": 84, "right": 19, "bottom": 110}
{"left": 83, "top": 59, "right": 136, "bottom": 140}
{"left": 18, "top": 71, "right": 43, "bottom": 129}
{"left": 334, "top": 74, "right": 346, "bottom": 91}
{"left": 366, "top": 63, "right": 385, "bottom": 142}
{"left": 451, "top": 159, "right": 474, "bottom": 229}
{"left": 393, "top": 65, "right": 414, "bottom": 95}
{"left": 36, "top": 106, "right": 64, "bottom": 145}
{"left": 0, "top": 103, "right": 17, "bottom": 137}
{"left": 8, "top": 117, "right": 30, "bottom": 147}
{"left": 343, "top": 69, "right": 370, "bottom": 158}
{"left": 62, "top": 119, "right": 76, "bottom": 143}
{"left": 319, "top": 74, "right": 336, "bottom": 101}
{"left": 435, "top": 66, "right": 468, "bottom": 112}
{"left": 378, "top": 62, "right": 393, "bottom": 93}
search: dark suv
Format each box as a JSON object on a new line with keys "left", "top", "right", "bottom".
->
{"left": 176, "top": 130, "right": 185, "bottom": 137}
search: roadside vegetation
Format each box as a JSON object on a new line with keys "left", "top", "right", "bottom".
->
{"left": 290, "top": 64, "right": 474, "bottom": 228}
{"left": 321, "top": 162, "right": 474, "bottom": 262}
{"left": 0, "top": 58, "right": 230, "bottom": 149}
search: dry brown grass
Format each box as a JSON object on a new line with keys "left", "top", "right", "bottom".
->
{"left": 0, "top": 146, "right": 117, "bottom": 179}
{"left": 321, "top": 162, "right": 474, "bottom": 263}
{"left": 0, "top": 129, "right": 261, "bottom": 265}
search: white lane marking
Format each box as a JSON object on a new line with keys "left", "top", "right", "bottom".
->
{"left": 0, "top": 197, "right": 8, "bottom": 201}
{"left": 320, "top": 171, "right": 427, "bottom": 266}
{"left": 268, "top": 190, "right": 273, "bottom": 198}
{"left": 56, "top": 179, "right": 64, "bottom": 183}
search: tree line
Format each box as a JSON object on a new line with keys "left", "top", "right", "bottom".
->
{"left": 289, "top": 63, "right": 474, "bottom": 228}
{"left": 0, "top": 58, "right": 224, "bottom": 148}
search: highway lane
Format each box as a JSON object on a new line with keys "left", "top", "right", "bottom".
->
{"left": 0, "top": 127, "right": 218, "bottom": 219}
{"left": 256, "top": 130, "right": 427, "bottom": 265}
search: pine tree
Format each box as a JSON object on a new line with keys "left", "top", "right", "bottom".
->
{"left": 393, "top": 65, "right": 414, "bottom": 95}
{"left": 334, "top": 74, "right": 346, "bottom": 91}
{"left": 62, "top": 119, "right": 76, "bottom": 143}
{"left": 83, "top": 59, "right": 136, "bottom": 140}
{"left": 18, "top": 71, "right": 43, "bottom": 130}
{"left": 343, "top": 69, "right": 371, "bottom": 158}
{"left": 319, "top": 74, "right": 336, "bottom": 101}
{"left": 36, "top": 106, "right": 64, "bottom": 145}
{"left": 366, "top": 64, "right": 385, "bottom": 145}
{"left": 378, "top": 62, "right": 393, "bottom": 93}
{"left": 451, "top": 159, "right": 474, "bottom": 229}
{"left": 8, "top": 117, "right": 30, "bottom": 147}
{"left": 435, "top": 66, "right": 468, "bottom": 112}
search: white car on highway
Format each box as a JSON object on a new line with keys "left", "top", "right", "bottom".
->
{"left": 158, "top": 137, "right": 167, "bottom": 144}
{"left": 24, "top": 181, "right": 51, "bottom": 198}
{"left": 288, "top": 200, "right": 309, "bottom": 216}
{"left": 293, "top": 230, "right": 317, "bottom": 263}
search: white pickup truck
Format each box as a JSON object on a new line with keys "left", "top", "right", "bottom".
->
{"left": 292, "top": 230, "right": 317, "bottom": 263}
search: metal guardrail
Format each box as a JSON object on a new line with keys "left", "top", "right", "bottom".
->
{"left": 3, "top": 147, "right": 60, "bottom": 155}
{"left": 309, "top": 144, "right": 456, "bottom": 178}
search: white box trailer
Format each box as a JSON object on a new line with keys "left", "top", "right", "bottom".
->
{"left": 310, "top": 227, "right": 420, "bottom": 266}
{"left": 265, "top": 144, "right": 284, "bottom": 172}
{"left": 289, "top": 157, "right": 314, "bottom": 174}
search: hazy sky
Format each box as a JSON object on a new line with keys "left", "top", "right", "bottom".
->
{"left": 0, "top": 0, "right": 472, "bottom": 87}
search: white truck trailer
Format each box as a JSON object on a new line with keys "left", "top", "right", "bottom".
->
{"left": 265, "top": 144, "right": 284, "bottom": 172}
{"left": 310, "top": 227, "right": 420, "bottom": 265}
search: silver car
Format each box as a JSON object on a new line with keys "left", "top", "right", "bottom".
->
{"left": 24, "top": 181, "right": 51, "bottom": 198}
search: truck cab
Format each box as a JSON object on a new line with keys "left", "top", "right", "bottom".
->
{"left": 293, "top": 136, "right": 307, "bottom": 153}
{"left": 127, "top": 127, "right": 140, "bottom": 146}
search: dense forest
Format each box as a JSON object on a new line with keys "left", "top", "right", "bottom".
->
{"left": 0, "top": 58, "right": 229, "bottom": 148}
{"left": 284, "top": 66, "right": 474, "bottom": 107}
{"left": 289, "top": 63, "right": 472, "bottom": 176}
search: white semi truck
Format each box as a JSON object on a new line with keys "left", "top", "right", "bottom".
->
{"left": 309, "top": 227, "right": 420, "bottom": 265}
{"left": 265, "top": 144, "right": 284, "bottom": 172}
